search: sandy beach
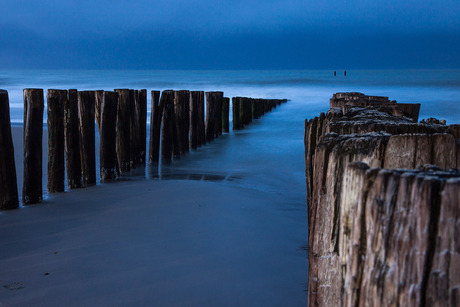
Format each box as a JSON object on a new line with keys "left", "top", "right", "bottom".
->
{"left": 1, "top": 113, "right": 308, "bottom": 306}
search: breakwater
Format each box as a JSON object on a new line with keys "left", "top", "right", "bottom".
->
{"left": 305, "top": 92, "right": 459, "bottom": 306}
{"left": 0, "top": 88, "right": 287, "bottom": 209}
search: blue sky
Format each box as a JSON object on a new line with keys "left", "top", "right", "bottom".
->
{"left": 1, "top": 0, "right": 459, "bottom": 69}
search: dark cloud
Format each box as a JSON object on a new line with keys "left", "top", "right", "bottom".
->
{"left": 1, "top": 0, "right": 459, "bottom": 69}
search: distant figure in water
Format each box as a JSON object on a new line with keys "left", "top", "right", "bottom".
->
{"left": 344, "top": 71, "right": 347, "bottom": 76}
{"left": 334, "top": 71, "right": 336, "bottom": 76}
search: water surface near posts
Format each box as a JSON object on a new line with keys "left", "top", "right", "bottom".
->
{"left": 0, "top": 90, "right": 19, "bottom": 209}
{"left": 78, "top": 91, "right": 96, "bottom": 187}
{"left": 23, "top": 88, "right": 44, "bottom": 205}
{"left": 47, "top": 89, "right": 67, "bottom": 193}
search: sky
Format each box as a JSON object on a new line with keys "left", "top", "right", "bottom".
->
{"left": 1, "top": 0, "right": 459, "bottom": 69}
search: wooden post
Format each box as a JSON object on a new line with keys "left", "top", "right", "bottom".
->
{"left": 232, "top": 97, "right": 241, "bottom": 130}
{"left": 174, "top": 90, "right": 190, "bottom": 155}
{"left": 23, "top": 89, "right": 44, "bottom": 204}
{"left": 222, "top": 97, "right": 229, "bottom": 133}
{"left": 205, "top": 91, "right": 223, "bottom": 141}
{"left": 197, "top": 91, "right": 205, "bottom": 146}
{"left": 138, "top": 89, "right": 147, "bottom": 165}
{"left": 115, "top": 89, "right": 131, "bottom": 173}
{"left": 100, "top": 91, "right": 119, "bottom": 182}
{"left": 95, "top": 90, "right": 103, "bottom": 132}
{"left": 47, "top": 89, "right": 66, "bottom": 193}
{"left": 0, "top": 90, "right": 19, "bottom": 209}
{"left": 239, "top": 97, "right": 246, "bottom": 128}
{"left": 65, "top": 89, "right": 82, "bottom": 189}
{"left": 78, "top": 91, "right": 96, "bottom": 187}
{"left": 161, "top": 90, "right": 175, "bottom": 162}
{"left": 148, "top": 91, "right": 162, "bottom": 164}
{"left": 130, "top": 89, "right": 140, "bottom": 168}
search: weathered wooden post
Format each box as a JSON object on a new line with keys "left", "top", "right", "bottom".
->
{"left": 47, "top": 89, "right": 67, "bottom": 193}
{"left": 160, "top": 90, "right": 175, "bottom": 162}
{"left": 148, "top": 91, "right": 162, "bottom": 163}
{"left": 239, "top": 97, "right": 246, "bottom": 128}
{"left": 115, "top": 89, "right": 131, "bottom": 173}
{"left": 205, "top": 91, "right": 223, "bottom": 141}
{"left": 100, "top": 91, "right": 119, "bottom": 182}
{"left": 65, "top": 89, "right": 82, "bottom": 189}
{"left": 130, "top": 89, "right": 141, "bottom": 168}
{"left": 95, "top": 90, "right": 103, "bottom": 132}
{"left": 222, "top": 97, "right": 229, "bottom": 133}
{"left": 0, "top": 90, "right": 19, "bottom": 209}
{"left": 138, "top": 89, "right": 147, "bottom": 165}
{"left": 232, "top": 97, "right": 241, "bottom": 130}
{"left": 197, "top": 91, "right": 206, "bottom": 146}
{"left": 23, "top": 89, "right": 44, "bottom": 204}
{"left": 78, "top": 91, "right": 96, "bottom": 187}
{"left": 174, "top": 90, "right": 190, "bottom": 155}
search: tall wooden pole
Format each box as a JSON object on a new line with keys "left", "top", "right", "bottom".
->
{"left": 222, "top": 97, "right": 229, "bottom": 133}
{"left": 47, "top": 89, "right": 66, "bottom": 193}
{"left": 130, "top": 90, "right": 140, "bottom": 168}
{"left": 115, "top": 89, "right": 131, "bottom": 173}
{"left": 161, "top": 90, "right": 175, "bottom": 162}
{"left": 174, "top": 90, "right": 190, "bottom": 155}
{"left": 138, "top": 89, "right": 147, "bottom": 165}
{"left": 232, "top": 97, "right": 241, "bottom": 130}
{"left": 23, "top": 89, "right": 44, "bottom": 204}
{"left": 148, "top": 91, "right": 162, "bottom": 163}
{"left": 78, "top": 91, "right": 96, "bottom": 187}
{"left": 65, "top": 89, "right": 82, "bottom": 189}
{"left": 0, "top": 90, "right": 19, "bottom": 209}
{"left": 95, "top": 90, "right": 103, "bottom": 132}
{"left": 100, "top": 91, "right": 119, "bottom": 182}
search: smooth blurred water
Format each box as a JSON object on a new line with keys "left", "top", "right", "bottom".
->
{"left": 1, "top": 69, "right": 460, "bottom": 124}
{"left": 2, "top": 69, "right": 460, "bottom": 203}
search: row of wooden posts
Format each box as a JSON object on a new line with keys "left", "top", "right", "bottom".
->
{"left": 0, "top": 88, "right": 287, "bottom": 210}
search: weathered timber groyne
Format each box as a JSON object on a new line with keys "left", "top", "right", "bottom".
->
{"left": 305, "top": 92, "right": 460, "bottom": 307}
{"left": 232, "top": 97, "right": 287, "bottom": 130}
{"left": 0, "top": 88, "right": 287, "bottom": 208}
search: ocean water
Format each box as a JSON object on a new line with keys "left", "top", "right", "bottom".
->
{"left": 1, "top": 69, "right": 460, "bottom": 198}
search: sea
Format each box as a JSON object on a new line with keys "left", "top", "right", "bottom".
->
{"left": 1, "top": 69, "right": 459, "bottom": 195}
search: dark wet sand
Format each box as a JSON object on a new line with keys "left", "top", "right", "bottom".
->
{"left": 0, "top": 127, "right": 307, "bottom": 306}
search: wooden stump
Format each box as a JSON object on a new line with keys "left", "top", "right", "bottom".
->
{"left": 130, "top": 89, "right": 141, "bottom": 168}
{"left": 138, "top": 89, "right": 147, "bottom": 165}
{"left": 197, "top": 91, "right": 206, "bottom": 146}
{"left": 205, "top": 91, "right": 223, "bottom": 141}
{"left": 0, "top": 90, "right": 19, "bottom": 209}
{"left": 100, "top": 91, "right": 119, "bottom": 182}
{"left": 160, "top": 90, "right": 175, "bottom": 162}
{"left": 148, "top": 91, "right": 162, "bottom": 163}
{"left": 47, "top": 89, "right": 67, "bottom": 193}
{"left": 95, "top": 90, "right": 103, "bottom": 132}
{"left": 23, "top": 89, "right": 44, "bottom": 204}
{"left": 174, "top": 90, "right": 190, "bottom": 155}
{"left": 65, "top": 89, "right": 82, "bottom": 189}
{"left": 222, "top": 97, "right": 229, "bottom": 133}
{"left": 232, "top": 97, "right": 241, "bottom": 130}
{"left": 78, "top": 91, "right": 96, "bottom": 187}
{"left": 115, "top": 89, "right": 131, "bottom": 173}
